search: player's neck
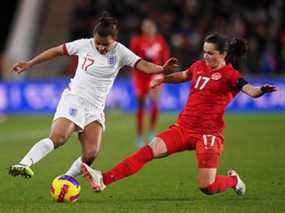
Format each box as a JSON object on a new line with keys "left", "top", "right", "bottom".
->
{"left": 210, "top": 61, "right": 226, "bottom": 71}
{"left": 143, "top": 34, "right": 156, "bottom": 40}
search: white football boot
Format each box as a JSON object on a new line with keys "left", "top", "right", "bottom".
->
{"left": 80, "top": 163, "right": 106, "bottom": 192}
{"left": 227, "top": 169, "right": 246, "bottom": 196}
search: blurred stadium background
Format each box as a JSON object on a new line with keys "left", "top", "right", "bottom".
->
{"left": 0, "top": 0, "right": 285, "bottom": 114}
{"left": 0, "top": 1, "right": 284, "bottom": 213}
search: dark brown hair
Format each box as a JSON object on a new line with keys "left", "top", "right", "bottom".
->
{"left": 204, "top": 33, "right": 248, "bottom": 69}
{"left": 93, "top": 11, "right": 118, "bottom": 37}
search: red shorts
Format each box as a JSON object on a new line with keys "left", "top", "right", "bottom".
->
{"left": 157, "top": 125, "right": 224, "bottom": 168}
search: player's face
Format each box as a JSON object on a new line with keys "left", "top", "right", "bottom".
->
{"left": 203, "top": 42, "right": 226, "bottom": 69}
{"left": 94, "top": 33, "right": 115, "bottom": 55}
{"left": 142, "top": 20, "right": 157, "bottom": 37}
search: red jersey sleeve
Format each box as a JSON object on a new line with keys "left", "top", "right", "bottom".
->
{"left": 186, "top": 60, "right": 202, "bottom": 80}
{"left": 228, "top": 68, "right": 244, "bottom": 93}
{"left": 186, "top": 65, "right": 193, "bottom": 80}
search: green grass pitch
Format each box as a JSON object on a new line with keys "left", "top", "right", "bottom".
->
{"left": 0, "top": 112, "right": 284, "bottom": 213}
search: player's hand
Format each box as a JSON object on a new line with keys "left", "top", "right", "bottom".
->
{"left": 11, "top": 61, "right": 32, "bottom": 74}
{"left": 261, "top": 84, "right": 277, "bottom": 93}
{"left": 150, "top": 75, "right": 164, "bottom": 89}
{"left": 162, "top": 57, "right": 179, "bottom": 74}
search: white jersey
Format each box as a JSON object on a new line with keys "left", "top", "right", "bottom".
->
{"left": 63, "top": 38, "right": 141, "bottom": 110}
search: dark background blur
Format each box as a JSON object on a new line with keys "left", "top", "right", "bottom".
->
{"left": 69, "top": 0, "right": 285, "bottom": 75}
{"left": 1, "top": 0, "right": 285, "bottom": 77}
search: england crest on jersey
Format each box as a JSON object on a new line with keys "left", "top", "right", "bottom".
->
{"left": 107, "top": 55, "right": 117, "bottom": 67}
{"left": 69, "top": 108, "right": 77, "bottom": 117}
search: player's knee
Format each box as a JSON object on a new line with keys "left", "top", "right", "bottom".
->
{"left": 49, "top": 130, "right": 69, "bottom": 148}
{"left": 149, "top": 138, "right": 168, "bottom": 158}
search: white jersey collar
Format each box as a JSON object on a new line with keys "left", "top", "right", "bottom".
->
{"left": 90, "top": 39, "right": 117, "bottom": 55}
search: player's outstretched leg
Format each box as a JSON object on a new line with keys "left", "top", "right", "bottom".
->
{"left": 8, "top": 138, "right": 54, "bottom": 178}
{"left": 9, "top": 118, "right": 76, "bottom": 178}
{"left": 228, "top": 169, "right": 246, "bottom": 195}
{"left": 81, "top": 145, "right": 155, "bottom": 191}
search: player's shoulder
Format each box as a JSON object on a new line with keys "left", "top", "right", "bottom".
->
{"left": 115, "top": 41, "right": 126, "bottom": 50}
{"left": 223, "top": 64, "right": 241, "bottom": 78}
{"left": 73, "top": 38, "right": 92, "bottom": 44}
{"left": 193, "top": 59, "right": 205, "bottom": 67}
{"left": 113, "top": 42, "right": 134, "bottom": 58}
{"left": 188, "top": 59, "right": 205, "bottom": 70}
{"left": 115, "top": 41, "right": 131, "bottom": 52}
{"left": 67, "top": 38, "right": 92, "bottom": 47}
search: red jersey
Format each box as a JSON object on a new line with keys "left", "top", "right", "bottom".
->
{"left": 176, "top": 60, "right": 243, "bottom": 136}
{"left": 130, "top": 35, "right": 170, "bottom": 77}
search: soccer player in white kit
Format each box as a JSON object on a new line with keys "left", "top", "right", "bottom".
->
{"left": 9, "top": 12, "right": 178, "bottom": 178}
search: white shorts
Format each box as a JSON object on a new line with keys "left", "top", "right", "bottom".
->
{"left": 53, "top": 89, "right": 105, "bottom": 131}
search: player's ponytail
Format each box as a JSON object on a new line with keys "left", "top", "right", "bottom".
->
{"left": 204, "top": 33, "right": 248, "bottom": 70}
{"left": 226, "top": 38, "right": 248, "bottom": 70}
{"left": 93, "top": 11, "right": 118, "bottom": 37}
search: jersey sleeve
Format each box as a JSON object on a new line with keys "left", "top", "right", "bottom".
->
{"left": 186, "top": 61, "right": 200, "bottom": 80}
{"left": 118, "top": 43, "right": 141, "bottom": 68}
{"left": 229, "top": 69, "right": 245, "bottom": 92}
{"left": 62, "top": 39, "right": 87, "bottom": 56}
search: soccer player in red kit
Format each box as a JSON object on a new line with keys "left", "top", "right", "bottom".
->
{"left": 81, "top": 33, "right": 277, "bottom": 196}
{"left": 130, "top": 19, "right": 170, "bottom": 147}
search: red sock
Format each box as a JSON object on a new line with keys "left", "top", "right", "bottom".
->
{"left": 103, "top": 145, "right": 154, "bottom": 185}
{"left": 150, "top": 103, "right": 159, "bottom": 132}
{"left": 137, "top": 107, "right": 144, "bottom": 136}
{"left": 200, "top": 175, "right": 237, "bottom": 195}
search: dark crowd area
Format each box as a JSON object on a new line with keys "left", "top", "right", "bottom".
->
{"left": 71, "top": 0, "right": 285, "bottom": 74}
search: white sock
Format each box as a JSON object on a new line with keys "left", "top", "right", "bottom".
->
{"left": 65, "top": 157, "right": 82, "bottom": 177}
{"left": 19, "top": 138, "right": 54, "bottom": 167}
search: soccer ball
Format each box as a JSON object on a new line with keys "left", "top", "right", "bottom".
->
{"left": 50, "top": 175, "right": 81, "bottom": 203}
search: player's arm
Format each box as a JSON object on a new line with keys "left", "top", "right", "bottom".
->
{"left": 135, "top": 57, "right": 179, "bottom": 75}
{"left": 11, "top": 45, "right": 64, "bottom": 74}
{"left": 237, "top": 78, "right": 277, "bottom": 98}
{"left": 150, "top": 70, "right": 190, "bottom": 88}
